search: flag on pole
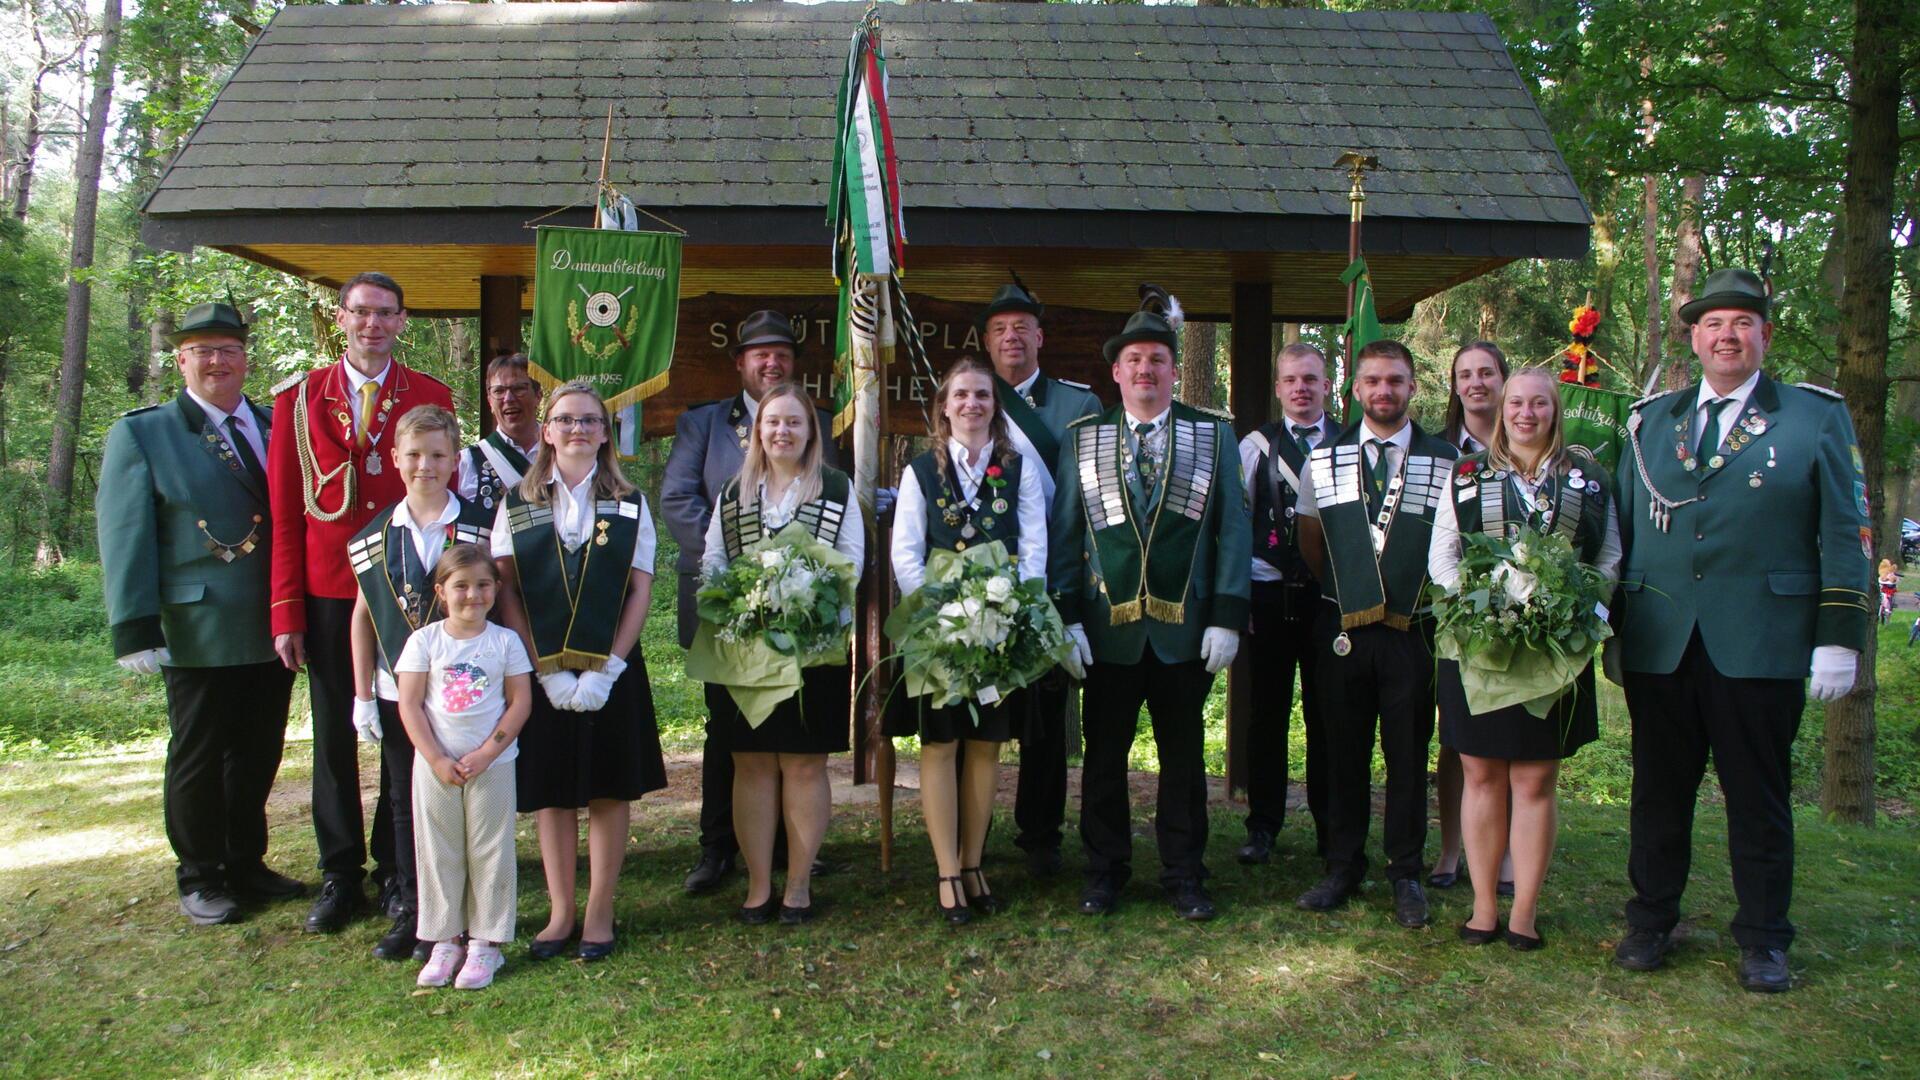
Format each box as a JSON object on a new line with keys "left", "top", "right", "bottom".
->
{"left": 828, "top": 14, "right": 907, "bottom": 439}
{"left": 528, "top": 225, "right": 681, "bottom": 413}
{"left": 1337, "top": 256, "right": 1383, "bottom": 410}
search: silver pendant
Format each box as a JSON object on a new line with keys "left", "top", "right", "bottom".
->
{"left": 1369, "top": 524, "right": 1386, "bottom": 555}
{"left": 365, "top": 454, "right": 382, "bottom": 476}
{"left": 1332, "top": 632, "right": 1352, "bottom": 657}
{"left": 960, "top": 524, "right": 977, "bottom": 539}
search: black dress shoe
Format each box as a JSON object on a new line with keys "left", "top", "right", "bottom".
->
{"left": 1078, "top": 877, "right": 1122, "bottom": 916}
{"left": 1296, "top": 873, "right": 1358, "bottom": 912}
{"left": 577, "top": 936, "right": 616, "bottom": 962}
{"left": 528, "top": 934, "right": 573, "bottom": 960}
{"left": 303, "top": 878, "right": 368, "bottom": 934}
{"left": 1458, "top": 920, "right": 1501, "bottom": 946}
{"left": 1167, "top": 880, "right": 1217, "bottom": 921}
{"left": 736, "top": 897, "right": 780, "bottom": 925}
{"left": 1505, "top": 926, "right": 1544, "bottom": 951}
{"left": 412, "top": 938, "right": 432, "bottom": 962}
{"left": 179, "top": 888, "right": 241, "bottom": 926}
{"left": 1392, "top": 878, "right": 1429, "bottom": 928}
{"left": 683, "top": 851, "right": 736, "bottom": 895}
{"left": 936, "top": 876, "right": 972, "bottom": 927}
{"left": 1026, "top": 847, "right": 1064, "bottom": 879}
{"left": 229, "top": 865, "right": 309, "bottom": 902}
{"left": 1236, "top": 831, "right": 1274, "bottom": 866}
{"left": 810, "top": 857, "right": 838, "bottom": 878}
{"left": 1613, "top": 928, "right": 1674, "bottom": 972}
{"left": 1426, "top": 868, "right": 1460, "bottom": 889}
{"left": 372, "top": 912, "right": 419, "bottom": 960}
{"left": 373, "top": 875, "right": 402, "bottom": 920}
{"left": 960, "top": 867, "right": 1004, "bottom": 915}
{"left": 1737, "top": 947, "right": 1791, "bottom": 993}
{"left": 777, "top": 901, "right": 816, "bottom": 926}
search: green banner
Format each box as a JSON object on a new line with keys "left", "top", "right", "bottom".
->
{"left": 530, "top": 226, "right": 681, "bottom": 411}
{"left": 1560, "top": 382, "right": 1634, "bottom": 475}
{"left": 1337, "top": 257, "right": 1383, "bottom": 421}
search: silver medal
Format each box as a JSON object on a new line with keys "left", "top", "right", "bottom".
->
{"left": 365, "top": 454, "right": 382, "bottom": 476}
{"left": 1332, "top": 632, "right": 1352, "bottom": 657}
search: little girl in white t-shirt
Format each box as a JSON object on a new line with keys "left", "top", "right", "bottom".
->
{"left": 394, "top": 544, "right": 534, "bottom": 990}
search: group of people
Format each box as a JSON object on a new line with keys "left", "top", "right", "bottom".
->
{"left": 97, "top": 265, "right": 1871, "bottom": 995}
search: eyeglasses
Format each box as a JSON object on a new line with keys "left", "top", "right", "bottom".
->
{"left": 487, "top": 382, "right": 537, "bottom": 399}
{"left": 342, "top": 306, "right": 403, "bottom": 320}
{"left": 548, "top": 415, "right": 607, "bottom": 431}
{"left": 183, "top": 345, "right": 246, "bottom": 361}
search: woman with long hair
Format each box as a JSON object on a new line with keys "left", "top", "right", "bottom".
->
{"left": 1427, "top": 367, "right": 1621, "bottom": 950}
{"left": 889, "top": 356, "right": 1048, "bottom": 924}
{"left": 490, "top": 380, "right": 667, "bottom": 962}
{"left": 700, "top": 383, "right": 864, "bottom": 925}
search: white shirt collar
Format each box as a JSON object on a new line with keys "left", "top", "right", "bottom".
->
{"left": 343, "top": 359, "right": 392, "bottom": 394}
{"left": 549, "top": 463, "right": 598, "bottom": 497}
{"left": 1361, "top": 417, "right": 1414, "bottom": 450}
{"left": 947, "top": 437, "right": 994, "bottom": 473}
{"left": 186, "top": 388, "right": 246, "bottom": 429}
{"left": 1697, "top": 369, "right": 1761, "bottom": 412}
{"left": 1123, "top": 405, "right": 1172, "bottom": 432}
{"left": 1012, "top": 369, "right": 1041, "bottom": 399}
{"left": 389, "top": 493, "right": 459, "bottom": 531}
{"left": 741, "top": 391, "right": 759, "bottom": 423}
{"left": 1284, "top": 412, "right": 1326, "bottom": 435}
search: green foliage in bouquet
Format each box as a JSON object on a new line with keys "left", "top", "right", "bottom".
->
{"left": 882, "top": 541, "right": 1072, "bottom": 725}
{"left": 684, "top": 524, "right": 858, "bottom": 727}
{"left": 1428, "top": 529, "right": 1613, "bottom": 718}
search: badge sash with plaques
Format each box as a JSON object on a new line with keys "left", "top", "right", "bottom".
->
{"left": 1451, "top": 452, "right": 1609, "bottom": 562}
{"left": 1312, "top": 426, "right": 1454, "bottom": 631}
{"left": 467, "top": 432, "right": 534, "bottom": 512}
{"left": 346, "top": 498, "right": 494, "bottom": 674}
{"left": 504, "top": 488, "right": 643, "bottom": 673}
{"left": 718, "top": 468, "right": 852, "bottom": 561}
{"left": 1072, "top": 402, "right": 1222, "bottom": 625}
{"left": 910, "top": 451, "right": 1022, "bottom": 555}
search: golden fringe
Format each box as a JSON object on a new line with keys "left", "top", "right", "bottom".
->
{"left": 602, "top": 367, "right": 672, "bottom": 414}
{"left": 1144, "top": 595, "right": 1185, "bottom": 624}
{"left": 1108, "top": 598, "right": 1144, "bottom": 625}
{"left": 1340, "top": 604, "right": 1387, "bottom": 630}
{"left": 832, "top": 404, "right": 856, "bottom": 439}
{"left": 1381, "top": 612, "right": 1411, "bottom": 631}
{"left": 536, "top": 648, "right": 611, "bottom": 675}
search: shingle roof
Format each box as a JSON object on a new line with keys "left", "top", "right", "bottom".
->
{"left": 145, "top": 0, "right": 1589, "bottom": 235}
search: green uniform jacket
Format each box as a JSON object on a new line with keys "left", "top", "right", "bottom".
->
{"left": 1048, "top": 401, "right": 1252, "bottom": 665}
{"left": 1613, "top": 374, "right": 1871, "bottom": 679}
{"left": 97, "top": 392, "right": 276, "bottom": 668}
{"left": 995, "top": 372, "right": 1103, "bottom": 476}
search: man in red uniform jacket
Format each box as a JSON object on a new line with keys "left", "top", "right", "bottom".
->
{"left": 268, "top": 271, "right": 453, "bottom": 933}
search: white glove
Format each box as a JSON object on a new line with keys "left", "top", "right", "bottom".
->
{"left": 540, "top": 672, "right": 581, "bottom": 710}
{"left": 1808, "top": 645, "right": 1859, "bottom": 702}
{"left": 116, "top": 647, "right": 171, "bottom": 675}
{"left": 351, "top": 697, "right": 384, "bottom": 742}
{"left": 571, "top": 656, "right": 627, "bottom": 713}
{"left": 1200, "top": 627, "right": 1241, "bottom": 674}
{"left": 1062, "top": 623, "right": 1092, "bottom": 680}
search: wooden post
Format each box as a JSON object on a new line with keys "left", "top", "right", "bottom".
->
{"left": 477, "top": 275, "right": 524, "bottom": 436}
{"left": 1225, "top": 281, "right": 1272, "bottom": 798}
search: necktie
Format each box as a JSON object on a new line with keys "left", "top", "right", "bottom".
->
{"left": 1696, "top": 398, "right": 1732, "bottom": 461}
{"left": 1291, "top": 424, "right": 1316, "bottom": 457}
{"left": 1366, "top": 439, "right": 1393, "bottom": 513}
{"left": 399, "top": 523, "right": 428, "bottom": 624}
{"left": 1134, "top": 420, "right": 1160, "bottom": 490}
{"left": 225, "top": 415, "right": 266, "bottom": 489}
{"left": 357, "top": 381, "right": 380, "bottom": 449}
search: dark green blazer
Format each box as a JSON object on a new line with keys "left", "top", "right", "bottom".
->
{"left": 1613, "top": 374, "right": 1871, "bottom": 679}
{"left": 97, "top": 392, "right": 276, "bottom": 668}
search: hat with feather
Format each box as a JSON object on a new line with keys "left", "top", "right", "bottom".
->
{"left": 1102, "top": 283, "right": 1183, "bottom": 362}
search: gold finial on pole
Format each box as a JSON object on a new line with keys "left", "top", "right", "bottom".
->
{"left": 1335, "top": 151, "right": 1379, "bottom": 224}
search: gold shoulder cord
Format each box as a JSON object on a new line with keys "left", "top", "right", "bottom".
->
{"left": 293, "top": 381, "right": 355, "bottom": 522}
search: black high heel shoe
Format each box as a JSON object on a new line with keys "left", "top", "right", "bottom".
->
{"left": 937, "top": 875, "right": 972, "bottom": 926}
{"left": 960, "top": 867, "right": 1004, "bottom": 915}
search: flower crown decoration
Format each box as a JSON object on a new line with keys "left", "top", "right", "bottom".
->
{"left": 1558, "top": 302, "right": 1603, "bottom": 387}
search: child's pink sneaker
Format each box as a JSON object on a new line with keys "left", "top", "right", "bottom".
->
{"left": 416, "top": 941, "right": 466, "bottom": 988}
{"left": 454, "top": 942, "right": 505, "bottom": 990}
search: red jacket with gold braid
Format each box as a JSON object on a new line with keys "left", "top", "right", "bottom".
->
{"left": 267, "top": 359, "right": 453, "bottom": 636}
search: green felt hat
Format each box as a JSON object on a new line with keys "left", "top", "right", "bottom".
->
{"left": 1679, "top": 268, "right": 1770, "bottom": 325}
{"left": 730, "top": 310, "right": 800, "bottom": 357}
{"left": 1102, "top": 310, "right": 1179, "bottom": 363}
{"left": 976, "top": 279, "right": 1045, "bottom": 332}
{"left": 167, "top": 302, "right": 249, "bottom": 345}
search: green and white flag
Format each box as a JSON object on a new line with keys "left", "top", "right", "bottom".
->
{"left": 1560, "top": 382, "right": 1634, "bottom": 474}
{"left": 1337, "top": 257, "right": 1384, "bottom": 419}
{"left": 530, "top": 225, "right": 681, "bottom": 411}
{"left": 828, "top": 16, "right": 904, "bottom": 437}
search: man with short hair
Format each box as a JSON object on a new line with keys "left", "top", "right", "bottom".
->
{"left": 268, "top": 271, "right": 454, "bottom": 933}
{"left": 661, "top": 310, "right": 845, "bottom": 894}
{"left": 1050, "top": 308, "right": 1250, "bottom": 921}
{"left": 1610, "top": 268, "right": 1869, "bottom": 993}
{"left": 1294, "top": 339, "right": 1457, "bottom": 928}
{"left": 1235, "top": 342, "right": 1339, "bottom": 865}
{"left": 457, "top": 352, "right": 542, "bottom": 511}
{"left": 977, "top": 279, "right": 1102, "bottom": 877}
{"left": 98, "top": 302, "right": 304, "bottom": 925}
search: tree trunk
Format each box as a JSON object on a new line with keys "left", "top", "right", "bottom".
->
{"left": 1821, "top": 0, "right": 1905, "bottom": 827}
{"left": 1180, "top": 321, "right": 1218, "bottom": 409}
{"left": 12, "top": 74, "right": 45, "bottom": 221}
{"left": 1638, "top": 58, "right": 1663, "bottom": 393}
{"left": 1664, "top": 175, "right": 1705, "bottom": 392}
{"left": 143, "top": 312, "right": 174, "bottom": 406}
{"left": 42, "top": 0, "right": 120, "bottom": 551}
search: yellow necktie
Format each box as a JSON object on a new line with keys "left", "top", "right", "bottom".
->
{"left": 357, "top": 381, "right": 379, "bottom": 449}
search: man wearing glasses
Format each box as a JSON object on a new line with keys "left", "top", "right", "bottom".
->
{"left": 98, "top": 302, "right": 304, "bottom": 926}
{"left": 457, "top": 352, "right": 542, "bottom": 510}
{"left": 267, "top": 271, "right": 454, "bottom": 935}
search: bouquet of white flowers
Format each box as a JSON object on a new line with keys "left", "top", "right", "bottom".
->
{"left": 684, "top": 524, "right": 858, "bottom": 726}
{"left": 883, "top": 541, "right": 1071, "bottom": 724}
{"left": 1429, "top": 528, "right": 1612, "bottom": 718}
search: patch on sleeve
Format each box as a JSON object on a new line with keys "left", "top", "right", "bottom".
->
{"left": 1851, "top": 445, "right": 1865, "bottom": 476}
{"left": 1861, "top": 527, "right": 1875, "bottom": 560}
{"left": 1855, "top": 481, "right": 1871, "bottom": 518}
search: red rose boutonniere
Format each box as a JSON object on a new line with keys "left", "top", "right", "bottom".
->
{"left": 984, "top": 464, "right": 1007, "bottom": 490}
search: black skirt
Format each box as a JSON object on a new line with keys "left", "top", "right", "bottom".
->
{"left": 913, "top": 687, "right": 1022, "bottom": 745}
{"left": 515, "top": 645, "right": 668, "bottom": 811}
{"left": 726, "top": 662, "right": 851, "bottom": 755}
{"left": 1437, "top": 658, "right": 1599, "bottom": 761}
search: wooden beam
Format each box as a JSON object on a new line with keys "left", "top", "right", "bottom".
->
{"left": 1225, "top": 281, "right": 1272, "bottom": 798}
{"left": 477, "top": 274, "right": 525, "bottom": 435}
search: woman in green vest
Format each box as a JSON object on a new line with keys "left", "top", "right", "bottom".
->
{"left": 889, "top": 356, "right": 1048, "bottom": 924}
{"left": 1427, "top": 367, "right": 1621, "bottom": 951}
{"left": 700, "top": 383, "right": 864, "bottom": 925}
{"left": 491, "top": 381, "right": 666, "bottom": 962}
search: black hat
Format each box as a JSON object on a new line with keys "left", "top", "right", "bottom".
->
{"left": 1103, "top": 310, "right": 1180, "bottom": 363}
{"left": 976, "top": 277, "right": 1045, "bottom": 332}
{"left": 167, "top": 301, "right": 249, "bottom": 345}
{"left": 730, "top": 310, "right": 800, "bottom": 357}
{"left": 1678, "top": 268, "right": 1770, "bottom": 325}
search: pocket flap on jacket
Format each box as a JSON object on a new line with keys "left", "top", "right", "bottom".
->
{"left": 160, "top": 582, "right": 206, "bottom": 605}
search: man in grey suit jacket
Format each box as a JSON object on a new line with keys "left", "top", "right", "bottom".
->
{"left": 661, "top": 310, "right": 846, "bottom": 893}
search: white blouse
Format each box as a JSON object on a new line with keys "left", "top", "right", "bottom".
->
{"left": 488, "top": 465, "right": 657, "bottom": 573}
{"left": 699, "top": 474, "right": 866, "bottom": 579}
{"left": 1426, "top": 464, "right": 1622, "bottom": 597}
{"left": 890, "top": 439, "right": 1048, "bottom": 596}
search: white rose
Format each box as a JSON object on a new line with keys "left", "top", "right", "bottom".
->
{"left": 984, "top": 575, "right": 1014, "bottom": 603}
{"left": 759, "top": 550, "right": 783, "bottom": 569}
{"left": 938, "top": 601, "right": 967, "bottom": 623}
{"left": 962, "top": 596, "right": 984, "bottom": 619}
{"left": 1495, "top": 563, "right": 1537, "bottom": 606}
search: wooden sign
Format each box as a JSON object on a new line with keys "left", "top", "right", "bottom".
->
{"left": 634, "top": 292, "right": 1124, "bottom": 437}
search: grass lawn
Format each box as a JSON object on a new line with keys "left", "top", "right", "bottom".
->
{"left": 1, "top": 560, "right": 1917, "bottom": 1077}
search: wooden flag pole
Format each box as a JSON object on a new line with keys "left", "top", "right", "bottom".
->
{"left": 592, "top": 105, "right": 614, "bottom": 227}
{"left": 1335, "top": 151, "right": 1377, "bottom": 424}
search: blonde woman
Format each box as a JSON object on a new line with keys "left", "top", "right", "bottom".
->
{"left": 491, "top": 381, "right": 666, "bottom": 962}
{"left": 1428, "top": 367, "right": 1620, "bottom": 950}
{"left": 700, "top": 383, "right": 864, "bottom": 925}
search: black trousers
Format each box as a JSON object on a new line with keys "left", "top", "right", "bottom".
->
{"left": 699, "top": 682, "right": 738, "bottom": 856}
{"left": 1316, "top": 610, "right": 1435, "bottom": 884}
{"left": 1014, "top": 667, "right": 1073, "bottom": 855}
{"left": 305, "top": 595, "right": 394, "bottom": 883}
{"left": 1623, "top": 631, "right": 1804, "bottom": 950}
{"left": 1245, "top": 580, "right": 1323, "bottom": 844}
{"left": 160, "top": 660, "right": 295, "bottom": 895}
{"left": 375, "top": 698, "right": 418, "bottom": 911}
{"left": 1079, "top": 652, "right": 1215, "bottom": 886}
